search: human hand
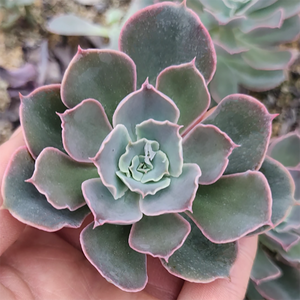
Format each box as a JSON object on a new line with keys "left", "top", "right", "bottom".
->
{"left": 0, "top": 129, "right": 258, "bottom": 300}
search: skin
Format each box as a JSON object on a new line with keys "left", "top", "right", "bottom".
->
{"left": 0, "top": 128, "right": 258, "bottom": 300}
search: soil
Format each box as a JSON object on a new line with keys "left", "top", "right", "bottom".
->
{"left": 0, "top": 0, "right": 299, "bottom": 143}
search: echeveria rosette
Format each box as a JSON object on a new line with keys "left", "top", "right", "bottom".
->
{"left": 0, "top": 1, "right": 294, "bottom": 294}
{"left": 246, "top": 131, "right": 300, "bottom": 300}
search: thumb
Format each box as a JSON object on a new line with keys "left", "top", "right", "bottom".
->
{"left": 0, "top": 128, "right": 26, "bottom": 255}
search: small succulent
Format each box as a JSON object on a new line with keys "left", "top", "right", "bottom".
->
{"left": 2, "top": 2, "right": 295, "bottom": 292}
{"left": 247, "top": 131, "right": 300, "bottom": 300}
{"left": 192, "top": 0, "right": 300, "bottom": 102}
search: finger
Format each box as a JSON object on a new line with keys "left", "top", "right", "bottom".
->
{"left": 0, "top": 128, "right": 26, "bottom": 255}
{"left": 144, "top": 256, "right": 184, "bottom": 300}
{"left": 177, "top": 235, "right": 258, "bottom": 300}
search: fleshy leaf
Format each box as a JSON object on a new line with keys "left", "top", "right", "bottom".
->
{"left": 92, "top": 125, "right": 131, "bottom": 199}
{"left": 241, "top": 9, "right": 283, "bottom": 33}
{"left": 82, "top": 178, "right": 142, "bottom": 226}
{"left": 243, "top": 15, "right": 300, "bottom": 46}
{"left": 60, "top": 99, "right": 112, "bottom": 162}
{"left": 189, "top": 171, "right": 272, "bottom": 243}
{"left": 61, "top": 48, "right": 136, "bottom": 122}
{"left": 246, "top": 280, "right": 265, "bottom": 300}
{"left": 254, "top": 261, "right": 300, "bottom": 300}
{"left": 129, "top": 214, "right": 191, "bottom": 261}
{"left": 183, "top": 124, "right": 237, "bottom": 184}
{"left": 20, "top": 84, "right": 66, "bottom": 158}
{"left": 161, "top": 214, "right": 237, "bottom": 282}
{"left": 202, "top": 94, "right": 274, "bottom": 174}
{"left": 136, "top": 119, "right": 183, "bottom": 177}
{"left": 119, "top": 2, "right": 216, "bottom": 87}
{"left": 259, "top": 156, "right": 295, "bottom": 227}
{"left": 250, "top": 244, "right": 281, "bottom": 285}
{"left": 209, "top": 59, "right": 238, "bottom": 103}
{"left": 140, "top": 164, "right": 201, "bottom": 216}
{"left": 156, "top": 60, "right": 210, "bottom": 133}
{"left": 80, "top": 222, "right": 147, "bottom": 292}
{"left": 116, "top": 171, "right": 171, "bottom": 198}
{"left": 29, "top": 147, "right": 98, "bottom": 211}
{"left": 47, "top": 14, "right": 110, "bottom": 37}
{"left": 113, "top": 80, "right": 179, "bottom": 140}
{"left": 241, "top": 48, "right": 296, "bottom": 71}
{"left": 268, "top": 131, "right": 300, "bottom": 167}
{"left": 260, "top": 235, "right": 300, "bottom": 265}
{"left": 2, "top": 147, "right": 90, "bottom": 231}
{"left": 265, "top": 230, "right": 300, "bottom": 252}
{"left": 275, "top": 205, "right": 300, "bottom": 233}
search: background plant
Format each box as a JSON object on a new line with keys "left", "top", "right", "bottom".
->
{"left": 246, "top": 130, "right": 300, "bottom": 300}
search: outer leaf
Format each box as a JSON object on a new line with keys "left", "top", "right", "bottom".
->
{"left": 129, "top": 214, "right": 191, "bottom": 261}
{"left": 211, "top": 26, "right": 248, "bottom": 54}
{"left": 209, "top": 59, "right": 238, "bottom": 103}
{"left": 246, "top": 280, "right": 265, "bottom": 300}
{"left": 243, "top": 15, "right": 300, "bottom": 46}
{"left": 156, "top": 60, "right": 210, "bottom": 133}
{"left": 82, "top": 178, "right": 142, "bottom": 226}
{"left": 80, "top": 222, "right": 147, "bottom": 292}
{"left": 20, "top": 84, "right": 66, "bottom": 158}
{"left": 266, "top": 230, "right": 300, "bottom": 252}
{"left": 119, "top": 2, "right": 216, "bottom": 87}
{"left": 250, "top": 244, "right": 281, "bottom": 285}
{"left": 2, "top": 147, "right": 90, "bottom": 231}
{"left": 259, "top": 0, "right": 300, "bottom": 19}
{"left": 214, "top": 45, "right": 286, "bottom": 93}
{"left": 259, "top": 156, "right": 295, "bottom": 227}
{"left": 260, "top": 235, "right": 300, "bottom": 265}
{"left": 241, "top": 9, "right": 283, "bottom": 33}
{"left": 136, "top": 119, "right": 183, "bottom": 177}
{"left": 189, "top": 171, "right": 272, "bottom": 243}
{"left": 255, "top": 262, "right": 300, "bottom": 300}
{"left": 183, "top": 124, "right": 237, "bottom": 184}
{"left": 202, "top": 94, "right": 274, "bottom": 174}
{"left": 113, "top": 80, "right": 179, "bottom": 140}
{"left": 116, "top": 171, "right": 171, "bottom": 198}
{"left": 47, "top": 14, "right": 110, "bottom": 37}
{"left": 241, "top": 48, "right": 296, "bottom": 71}
{"left": 161, "top": 214, "right": 238, "bottom": 282}
{"left": 61, "top": 48, "right": 136, "bottom": 122}
{"left": 268, "top": 131, "right": 300, "bottom": 168}
{"left": 140, "top": 164, "right": 201, "bottom": 216}
{"left": 275, "top": 205, "right": 300, "bottom": 233}
{"left": 29, "top": 147, "right": 98, "bottom": 211}
{"left": 60, "top": 99, "right": 112, "bottom": 162}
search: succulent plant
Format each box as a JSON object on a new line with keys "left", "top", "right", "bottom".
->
{"left": 194, "top": 0, "right": 300, "bottom": 102}
{"left": 246, "top": 130, "right": 300, "bottom": 300}
{"left": 1, "top": 2, "right": 296, "bottom": 292}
